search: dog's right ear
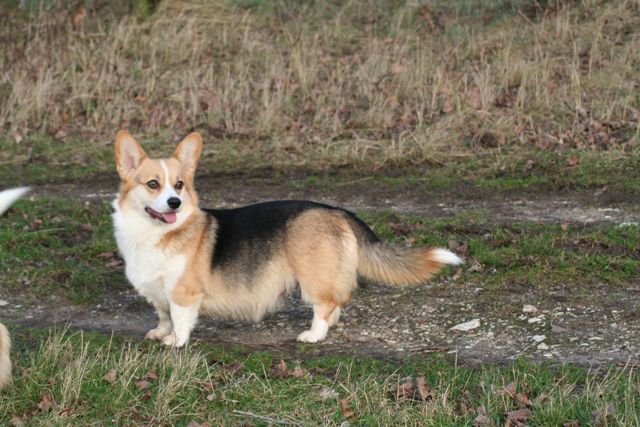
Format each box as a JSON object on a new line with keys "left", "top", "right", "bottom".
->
{"left": 115, "top": 131, "right": 146, "bottom": 180}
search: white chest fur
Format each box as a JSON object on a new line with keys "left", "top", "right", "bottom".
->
{"left": 112, "top": 200, "right": 186, "bottom": 305}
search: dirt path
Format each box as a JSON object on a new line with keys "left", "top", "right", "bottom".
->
{"left": 3, "top": 177, "right": 639, "bottom": 366}
{"left": 33, "top": 174, "right": 640, "bottom": 225}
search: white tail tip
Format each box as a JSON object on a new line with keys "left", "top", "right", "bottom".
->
{"left": 431, "top": 248, "right": 464, "bottom": 265}
{"left": 0, "top": 187, "right": 31, "bottom": 215}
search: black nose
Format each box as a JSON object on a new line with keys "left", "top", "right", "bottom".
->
{"left": 167, "top": 197, "right": 181, "bottom": 209}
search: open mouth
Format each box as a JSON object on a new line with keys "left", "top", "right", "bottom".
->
{"left": 145, "top": 207, "right": 177, "bottom": 224}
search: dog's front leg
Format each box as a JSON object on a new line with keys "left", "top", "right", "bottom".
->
{"left": 161, "top": 296, "right": 202, "bottom": 348}
{"left": 145, "top": 301, "right": 173, "bottom": 341}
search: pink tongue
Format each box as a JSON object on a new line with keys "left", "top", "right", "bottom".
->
{"left": 162, "top": 212, "right": 177, "bottom": 224}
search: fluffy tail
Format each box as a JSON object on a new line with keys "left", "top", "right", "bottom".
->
{"left": 0, "top": 324, "right": 11, "bottom": 389}
{"left": 0, "top": 187, "right": 30, "bottom": 215}
{"left": 358, "top": 244, "right": 463, "bottom": 286}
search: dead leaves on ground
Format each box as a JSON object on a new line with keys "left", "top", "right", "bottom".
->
{"left": 339, "top": 399, "right": 356, "bottom": 418}
{"left": 394, "top": 376, "right": 435, "bottom": 403}
{"left": 269, "top": 360, "right": 307, "bottom": 379}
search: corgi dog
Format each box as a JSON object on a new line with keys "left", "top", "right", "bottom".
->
{"left": 0, "top": 186, "right": 30, "bottom": 389}
{"left": 112, "top": 131, "right": 462, "bottom": 347}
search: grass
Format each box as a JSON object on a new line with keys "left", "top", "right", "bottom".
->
{"left": 1, "top": 196, "right": 638, "bottom": 306}
{"left": 0, "top": 0, "right": 638, "bottom": 182}
{"left": 0, "top": 326, "right": 638, "bottom": 425}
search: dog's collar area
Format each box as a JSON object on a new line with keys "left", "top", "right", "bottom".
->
{"left": 145, "top": 207, "right": 177, "bottom": 224}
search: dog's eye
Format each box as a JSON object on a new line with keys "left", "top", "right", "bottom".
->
{"left": 147, "top": 180, "right": 160, "bottom": 189}
{"left": 175, "top": 181, "right": 184, "bottom": 190}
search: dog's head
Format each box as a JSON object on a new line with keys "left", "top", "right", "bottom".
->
{"left": 114, "top": 131, "right": 202, "bottom": 226}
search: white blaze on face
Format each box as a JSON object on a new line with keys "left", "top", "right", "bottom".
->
{"left": 148, "top": 160, "right": 181, "bottom": 220}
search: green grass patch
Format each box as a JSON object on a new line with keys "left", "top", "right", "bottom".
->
{"left": 0, "top": 196, "right": 124, "bottom": 305}
{"left": 0, "top": 326, "right": 638, "bottom": 425}
{"left": 360, "top": 211, "right": 640, "bottom": 289}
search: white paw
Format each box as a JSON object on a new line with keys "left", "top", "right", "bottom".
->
{"left": 161, "top": 333, "right": 186, "bottom": 348}
{"left": 297, "top": 330, "right": 326, "bottom": 343}
{"left": 145, "top": 328, "right": 171, "bottom": 341}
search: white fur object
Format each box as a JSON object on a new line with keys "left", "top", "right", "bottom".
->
{"left": 0, "top": 324, "right": 11, "bottom": 389}
{"left": 0, "top": 187, "right": 30, "bottom": 215}
{"left": 431, "top": 248, "right": 464, "bottom": 265}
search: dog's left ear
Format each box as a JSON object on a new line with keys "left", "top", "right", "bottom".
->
{"left": 174, "top": 132, "right": 203, "bottom": 177}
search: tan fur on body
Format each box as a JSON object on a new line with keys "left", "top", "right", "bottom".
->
{"left": 113, "top": 131, "right": 463, "bottom": 346}
{"left": 0, "top": 324, "right": 11, "bottom": 389}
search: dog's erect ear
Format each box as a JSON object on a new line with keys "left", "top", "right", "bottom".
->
{"left": 115, "top": 131, "right": 147, "bottom": 180}
{"left": 173, "top": 132, "right": 203, "bottom": 177}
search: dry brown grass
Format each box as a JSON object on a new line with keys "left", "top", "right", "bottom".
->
{"left": 0, "top": 0, "right": 638, "bottom": 168}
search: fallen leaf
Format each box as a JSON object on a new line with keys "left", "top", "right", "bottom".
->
{"left": 506, "top": 408, "right": 532, "bottom": 422}
{"left": 389, "top": 221, "right": 419, "bottom": 236}
{"left": 567, "top": 156, "right": 580, "bottom": 167}
{"left": 339, "top": 399, "right": 355, "bottom": 418}
{"left": 395, "top": 378, "right": 414, "bottom": 401}
{"left": 206, "top": 392, "right": 216, "bottom": 401}
{"left": 37, "top": 393, "right": 54, "bottom": 412}
{"left": 514, "top": 392, "right": 532, "bottom": 409}
{"left": 500, "top": 382, "right": 517, "bottom": 397}
{"left": 10, "top": 416, "right": 25, "bottom": 427}
{"left": 292, "top": 366, "right": 306, "bottom": 378}
{"left": 467, "top": 261, "right": 483, "bottom": 273}
{"left": 144, "top": 368, "right": 159, "bottom": 381}
{"left": 140, "top": 390, "right": 152, "bottom": 402}
{"left": 134, "top": 379, "right": 150, "bottom": 390}
{"left": 563, "top": 421, "right": 580, "bottom": 427}
{"left": 103, "top": 369, "right": 117, "bottom": 384}
{"left": 72, "top": 6, "right": 86, "bottom": 28}
{"left": 415, "top": 377, "right": 435, "bottom": 401}
{"left": 220, "top": 362, "right": 243, "bottom": 375}
{"left": 561, "top": 223, "right": 569, "bottom": 232}
{"left": 271, "top": 360, "right": 289, "bottom": 378}
{"left": 448, "top": 240, "right": 469, "bottom": 255}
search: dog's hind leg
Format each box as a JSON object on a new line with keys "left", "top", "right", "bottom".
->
{"left": 287, "top": 209, "right": 359, "bottom": 343}
{"left": 328, "top": 306, "right": 342, "bottom": 326}
{"left": 297, "top": 301, "right": 337, "bottom": 343}
{"left": 145, "top": 302, "right": 173, "bottom": 341}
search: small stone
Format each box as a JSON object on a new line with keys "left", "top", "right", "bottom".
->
{"left": 537, "top": 343, "right": 549, "bottom": 350}
{"left": 531, "top": 335, "right": 546, "bottom": 343}
{"left": 0, "top": 300, "right": 8, "bottom": 306}
{"left": 551, "top": 324, "right": 567, "bottom": 333}
{"left": 528, "top": 316, "right": 543, "bottom": 324}
{"left": 450, "top": 319, "right": 481, "bottom": 331}
{"left": 522, "top": 304, "right": 538, "bottom": 313}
